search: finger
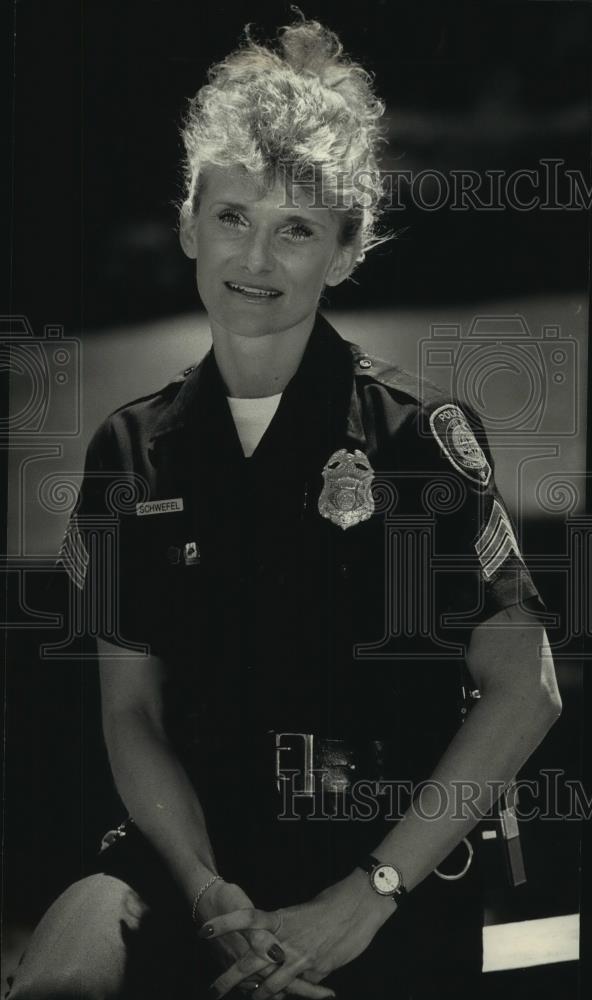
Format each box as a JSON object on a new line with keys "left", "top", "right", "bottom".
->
{"left": 239, "top": 983, "right": 286, "bottom": 1000}
{"left": 252, "top": 958, "right": 311, "bottom": 1000}
{"left": 210, "top": 955, "right": 275, "bottom": 998}
{"left": 240, "top": 977, "right": 332, "bottom": 1000}
{"left": 245, "top": 927, "right": 286, "bottom": 964}
{"left": 199, "top": 908, "right": 278, "bottom": 939}
{"left": 285, "top": 980, "right": 336, "bottom": 999}
{"left": 300, "top": 969, "right": 324, "bottom": 984}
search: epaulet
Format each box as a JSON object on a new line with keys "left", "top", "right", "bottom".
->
{"left": 350, "top": 345, "right": 445, "bottom": 408}
{"left": 166, "top": 363, "right": 197, "bottom": 386}
{"left": 107, "top": 365, "right": 196, "bottom": 417}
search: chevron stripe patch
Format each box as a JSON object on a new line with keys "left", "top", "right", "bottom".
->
{"left": 475, "top": 499, "right": 522, "bottom": 580}
{"left": 56, "top": 513, "right": 89, "bottom": 591}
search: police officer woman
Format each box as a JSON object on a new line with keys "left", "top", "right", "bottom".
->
{"left": 8, "top": 17, "right": 561, "bottom": 1000}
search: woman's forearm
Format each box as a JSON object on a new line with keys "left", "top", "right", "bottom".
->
{"left": 103, "top": 707, "right": 217, "bottom": 907}
{"left": 371, "top": 682, "right": 561, "bottom": 894}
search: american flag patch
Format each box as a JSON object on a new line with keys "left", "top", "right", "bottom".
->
{"left": 475, "top": 499, "right": 522, "bottom": 580}
{"left": 56, "top": 513, "right": 89, "bottom": 591}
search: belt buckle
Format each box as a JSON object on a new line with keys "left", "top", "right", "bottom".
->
{"left": 273, "top": 731, "right": 314, "bottom": 796}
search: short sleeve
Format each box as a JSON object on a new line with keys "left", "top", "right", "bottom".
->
{"left": 55, "top": 420, "right": 161, "bottom": 654}
{"left": 410, "top": 401, "right": 547, "bottom": 639}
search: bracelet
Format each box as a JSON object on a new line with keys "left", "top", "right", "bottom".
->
{"left": 191, "top": 874, "right": 223, "bottom": 925}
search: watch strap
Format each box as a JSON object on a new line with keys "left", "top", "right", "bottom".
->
{"left": 358, "top": 854, "right": 381, "bottom": 876}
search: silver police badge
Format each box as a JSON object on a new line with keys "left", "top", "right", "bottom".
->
{"left": 318, "top": 449, "right": 375, "bottom": 530}
{"left": 429, "top": 404, "right": 492, "bottom": 487}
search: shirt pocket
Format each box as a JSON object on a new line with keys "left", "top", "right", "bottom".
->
{"left": 119, "top": 509, "right": 207, "bottom": 653}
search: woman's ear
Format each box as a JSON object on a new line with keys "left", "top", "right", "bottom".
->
{"left": 324, "top": 241, "right": 360, "bottom": 287}
{"left": 179, "top": 201, "right": 198, "bottom": 260}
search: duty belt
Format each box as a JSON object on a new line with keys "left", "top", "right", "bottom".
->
{"left": 270, "top": 731, "right": 395, "bottom": 796}
{"left": 270, "top": 731, "right": 523, "bottom": 887}
{"left": 185, "top": 725, "right": 525, "bottom": 888}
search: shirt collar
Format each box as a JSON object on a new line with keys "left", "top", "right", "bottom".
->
{"left": 149, "top": 311, "right": 367, "bottom": 452}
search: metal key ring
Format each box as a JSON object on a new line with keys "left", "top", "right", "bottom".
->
{"left": 434, "top": 836, "right": 474, "bottom": 881}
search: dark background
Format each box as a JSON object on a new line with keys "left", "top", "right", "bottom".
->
{"left": 4, "top": 1, "right": 591, "bottom": 997}
{"left": 7, "top": 0, "right": 592, "bottom": 330}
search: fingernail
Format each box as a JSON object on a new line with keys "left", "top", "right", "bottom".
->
{"left": 200, "top": 924, "right": 214, "bottom": 938}
{"left": 268, "top": 943, "right": 285, "bottom": 962}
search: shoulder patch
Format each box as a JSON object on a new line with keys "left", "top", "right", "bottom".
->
{"left": 429, "top": 404, "right": 492, "bottom": 487}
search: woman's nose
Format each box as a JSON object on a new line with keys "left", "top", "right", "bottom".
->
{"left": 240, "top": 230, "right": 274, "bottom": 273}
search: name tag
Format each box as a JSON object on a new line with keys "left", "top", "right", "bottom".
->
{"left": 136, "top": 497, "right": 184, "bottom": 516}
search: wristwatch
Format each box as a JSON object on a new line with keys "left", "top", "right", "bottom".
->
{"left": 357, "top": 855, "right": 407, "bottom": 903}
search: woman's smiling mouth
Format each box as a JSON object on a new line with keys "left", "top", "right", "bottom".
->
{"left": 225, "top": 281, "right": 283, "bottom": 299}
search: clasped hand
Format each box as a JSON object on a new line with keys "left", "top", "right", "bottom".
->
{"left": 199, "top": 871, "right": 395, "bottom": 998}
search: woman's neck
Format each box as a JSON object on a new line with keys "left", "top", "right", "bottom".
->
{"left": 211, "top": 319, "right": 314, "bottom": 399}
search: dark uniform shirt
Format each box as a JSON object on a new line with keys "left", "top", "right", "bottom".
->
{"left": 50, "top": 311, "right": 550, "bottom": 998}
{"left": 58, "top": 311, "right": 545, "bottom": 785}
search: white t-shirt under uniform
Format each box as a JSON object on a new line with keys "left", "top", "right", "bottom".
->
{"left": 226, "top": 393, "right": 283, "bottom": 457}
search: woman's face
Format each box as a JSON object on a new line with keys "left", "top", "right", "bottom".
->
{"left": 180, "top": 164, "right": 355, "bottom": 340}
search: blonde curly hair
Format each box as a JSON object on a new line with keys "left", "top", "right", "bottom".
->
{"left": 179, "top": 17, "right": 389, "bottom": 267}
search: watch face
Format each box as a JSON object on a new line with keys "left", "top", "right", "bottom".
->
{"left": 371, "top": 864, "right": 402, "bottom": 895}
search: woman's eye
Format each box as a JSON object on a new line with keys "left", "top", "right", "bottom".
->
{"left": 218, "top": 210, "right": 246, "bottom": 228}
{"left": 284, "top": 224, "right": 313, "bottom": 241}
